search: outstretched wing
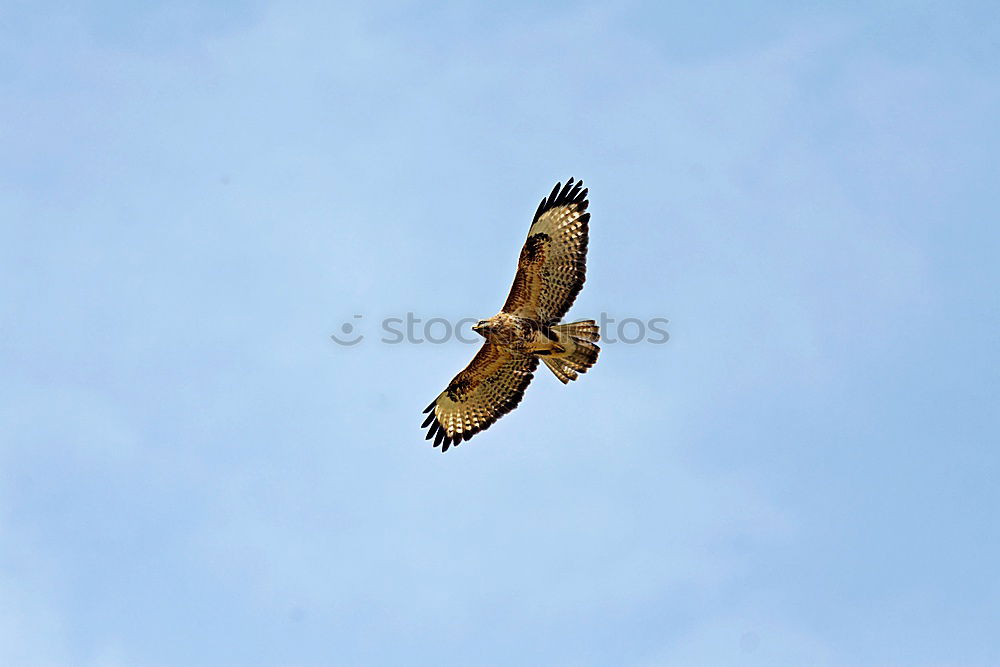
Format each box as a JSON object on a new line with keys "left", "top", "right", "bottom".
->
{"left": 501, "top": 178, "right": 590, "bottom": 323}
{"left": 421, "top": 343, "right": 539, "bottom": 451}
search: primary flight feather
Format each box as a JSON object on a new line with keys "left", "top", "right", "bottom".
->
{"left": 421, "top": 178, "right": 600, "bottom": 451}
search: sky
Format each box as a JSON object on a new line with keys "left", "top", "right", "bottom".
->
{"left": 1, "top": 1, "right": 999, "bottom": 665}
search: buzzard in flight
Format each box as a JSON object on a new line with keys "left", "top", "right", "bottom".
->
{"left": 422, "top": 178, "right": 600, "bottom": 451}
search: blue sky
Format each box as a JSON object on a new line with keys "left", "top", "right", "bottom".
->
{"left": 2, "top": 1, "right": 999, "bottom": 665}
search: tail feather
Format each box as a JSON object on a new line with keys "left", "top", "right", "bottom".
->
{"left": 552, "top": 319, "right": 600, "bottom": 342}
{"left": 542, "top": 320, "right": 600, "bottom": 384}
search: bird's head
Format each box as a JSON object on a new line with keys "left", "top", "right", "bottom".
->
{"left": 472, "top": 319, "right": 490, "bottom": 337}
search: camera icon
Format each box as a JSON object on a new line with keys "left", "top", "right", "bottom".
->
{"left": 329, "top": 315, "right": 364, "bottom": 346}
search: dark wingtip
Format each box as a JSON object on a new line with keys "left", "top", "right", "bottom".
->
{"left": 423, "top": 400, "right": 435, "bottom": 414}
{"left": 559, "top": 179, "right": 573, "bottom": 200}
{"left": 548, "top": 181, "right": 561, "bottom": 201}
{"left": 532, "top": 177, "right": 589, "bottom": 224}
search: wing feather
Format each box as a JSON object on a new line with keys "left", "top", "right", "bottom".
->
{"left": 422, "top": 342, "right": 539, "bottom": 451}
{"left": 501, "top": 178, "right": 590, "bottom": 323}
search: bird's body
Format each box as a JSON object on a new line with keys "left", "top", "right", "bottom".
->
{"left": 473, "top": 312, "right": 556, "bottom": 355}
{"left": 422, "top": 178, "right": 599, "bottom": 451}
{"left": 474, "top": 312, "right": 599, "bottom": 375}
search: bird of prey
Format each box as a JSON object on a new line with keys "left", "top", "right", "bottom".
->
{"left": 422, "top": 178, "right": 600, "bottom": 451}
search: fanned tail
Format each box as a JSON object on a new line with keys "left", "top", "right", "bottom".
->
{"left": 542, "top": 320, "right": 600, "bottom": 384}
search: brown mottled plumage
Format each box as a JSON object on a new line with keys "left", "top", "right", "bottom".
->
{"left": 422, "top": 178, "right": 600, "bottom": 452}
